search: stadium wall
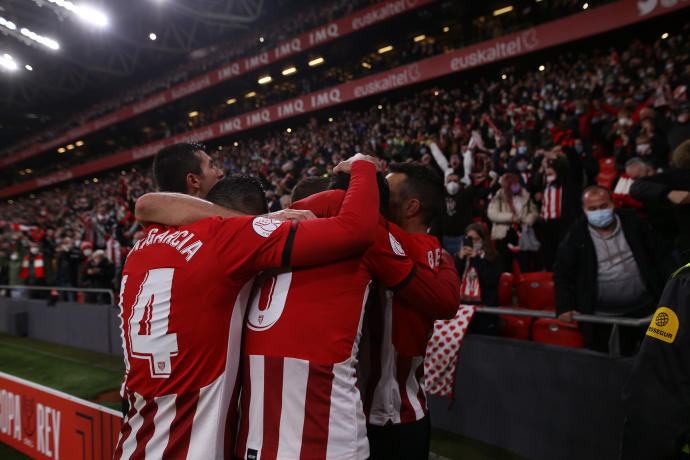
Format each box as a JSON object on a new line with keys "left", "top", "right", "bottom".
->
{"left": 428, "top": 334, "right": 633, "bottom": 460}
{"left": 0, "top": 299, "right": 121, "bottom": 355}
{"left": 0, "top": 0, "right": 686, "bottom": 199}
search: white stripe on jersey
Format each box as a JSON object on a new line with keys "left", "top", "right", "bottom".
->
{"left": 405, "top": 357, "right": 425, "bottom": 421}
{"left": 276, "top": 358, "right": 309, "bottom": 459}
{"left": 188, "top": 377, "right": 226, "bottom": 459}
{"left": 120, "top": 393, "right": 147, "bottom": 458}
{"left": 327, "top": 285, "right": 370, "bottom": 460}
{"left": 144, "top": 394, "right": 176, "bottom": 459}
{"left": 368, "top": 291, "right": 402, "bottom": 425}
{"left": 246, "top": 355, "right": 266, "bottom": 455}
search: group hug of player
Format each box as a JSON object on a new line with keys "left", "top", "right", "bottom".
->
{"left": 113, "top": 142, "right": 461, "bottom": 460}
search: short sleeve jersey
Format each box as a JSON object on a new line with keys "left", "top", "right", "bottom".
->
{"left": 236, "top": 191, "right": 415, "bottom": 460}
{"left": 115, "top": 215, "right": 293, "bottom": 460}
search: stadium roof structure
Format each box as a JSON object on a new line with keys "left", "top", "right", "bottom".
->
{"left": 0, "top": 0, "right": 265, "bottom": 128}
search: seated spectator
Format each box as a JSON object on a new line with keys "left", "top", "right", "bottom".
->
{"left": 554, "top": 185, "right": 667, "bottom": 355}
{"left": 630, "top": 139, "right": 690, "bottom": 265}
{"left": 612, "top": 157, "right": 654, "bottom": 209}
{"left": 456, "top": 222, "right": 502, "bottom": 335}
{"left": 487, "top": 172, "right": 540, "bottom": 273}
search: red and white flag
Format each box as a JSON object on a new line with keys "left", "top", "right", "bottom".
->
{"left": 424, "top": 305, "right": 476, "bottom": 398}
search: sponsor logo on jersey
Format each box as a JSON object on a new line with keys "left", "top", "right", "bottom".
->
{"left": 252, "top": 217, "right": 283, "bottom": 238}
{"left": 389, "top": 233, "right": 406, "bottom": 256}
{"left": 646, "top": 307, "right": 679, "bottom": 343}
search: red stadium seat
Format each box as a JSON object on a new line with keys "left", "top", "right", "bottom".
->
{"left": 498, "top": 307, "right": 532, "bottom": 341}
{"left": 599, "top": 156, "right": 615, "bottom": 172}
{"left": 596, "top": 170, "right": 617, "bottom": 189}
{"left": 516, "top": 272, "right": 555, "bottom": 310}
{"left": 532, "top": 318, "right": 585, "bottom": 348}
{"left": 498, "top": 272, "right": 514, "bottom": 306}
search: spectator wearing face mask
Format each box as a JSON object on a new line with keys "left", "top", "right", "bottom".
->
{"left": 553, "top": 186, "right": 667, "bottom": 355}
{"left": 56, "top": 237, "right": 84, "bottom": 302}
{"left": 455, "top": 223, "right": 502, "bottom": 335}
{"left": 488, "top": 173, "right": 540, "bottom": 273}
{"left": 440, "top": 172, "right": 474, "bottom": 255}
{"left": 534, "top": 154, "right": 580, "bottom": 270}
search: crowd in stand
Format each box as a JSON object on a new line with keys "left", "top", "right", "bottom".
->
{"left": 2, "top": 0, "right": 609, "bottom": 160}
{"left": 0, "top": 23, "right": 689, "bottom": 354}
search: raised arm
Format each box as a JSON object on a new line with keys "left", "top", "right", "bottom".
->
{"left": 135, "top": 192, "right": 244, "bottom": 227}
{"left": 285, "top": 159, "right": 380, "bottom": 267}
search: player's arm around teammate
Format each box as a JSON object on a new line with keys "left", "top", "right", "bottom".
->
{"left": 620, "top": 263, "right": 690, "bottom": 460}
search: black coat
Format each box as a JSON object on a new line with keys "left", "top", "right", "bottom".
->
{"left": 630, "top": 167, "right": 690, "bottom": 262}
{"left": 553, "top": 208, "right": 667, "bottom": 316}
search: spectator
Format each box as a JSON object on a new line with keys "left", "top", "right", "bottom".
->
{"left": 487, "top": 172, "right": 540, "bottom": 272}
{"left": 55, "top": 237, "right": 83, "bottom": 302}
{"left": 456, "top": 222, "right": 502, "bottom": 334}
{"left": 629, "top": 139, "right": 690, "bottom": 264}
{"left": 7, "top": 249, "right": 25, "bottom": 299}
{"left": 81, "top": 249, "right": 115, "bottom": 304}
{"left": 553, "top": 185, "right": 667, "bottom": 355}
{"left": 19, "top": 242, "right": 47, "bottom": 299}
{"left": 534, "top": 154, "right": 579, "bottom": 270}
{"left": 440, "top": 172, "right": 473, "bottom": 254}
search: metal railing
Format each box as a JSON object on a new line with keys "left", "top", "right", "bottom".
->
{"left": 0, "top": 285, "right": 116, "bottom": 305}
{"left": 475, "top": 306, "right": 653, "bottom": 327}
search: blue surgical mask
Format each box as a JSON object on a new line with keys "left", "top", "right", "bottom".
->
{"left": 517, "top": 146, "right": 527, "bottom": 155}
{"left": 574, "top": 145, "right": 583, "bottom": 154}
{"left": 586, "top": 208, "right": 614, "bottom": 228}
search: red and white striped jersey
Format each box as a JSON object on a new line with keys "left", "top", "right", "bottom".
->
{"left": 540, "top": 184, "right": 563, "bottom": 220}
{"left": 235, "top": 190, "right": 416, "bottom": 460}
{"left": 363, "top": 234, "right": 460, "bottom": 426}
{"left": 115, "top": 161, "right": 380, "bottom": 460}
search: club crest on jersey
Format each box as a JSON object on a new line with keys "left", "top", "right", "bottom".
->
{"left": 252, "top": 217, "right": 283, "bottom": 238}
{"left": 389, "top": 233, "right": 406, "bottom": 256}
{"left": 158, "top": 361, "right": 166, "bottom": 371}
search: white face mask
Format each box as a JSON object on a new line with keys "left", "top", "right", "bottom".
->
{"left": 446, "top": 182, "right": 460, "bottom": 195}
{"left": 83, "top": 249, "right": 93, "bottom": 257}
{"left": 473, "top": 242, "right": 483, "bottom": 252}
{"left": 30, "top": 247, "right": 39, "bottom": 255}
{"left": 10, "top": 253, "right": 18, "bottom": 261}
{"left": 546, "top": 174, "right": 557, "bottom": 184}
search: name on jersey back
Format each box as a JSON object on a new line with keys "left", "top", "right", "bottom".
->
{"left": 130, "top": 227, "right": 203, "bottom": 262}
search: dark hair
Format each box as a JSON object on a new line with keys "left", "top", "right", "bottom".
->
{"left": 672, "top": 139, "right": 690, "bottom": 170}
{"left": 153, "top": 143, "right": 206, "bottom": 193}
{"left": 292, "top": 176, "right": 331, "bottom": 203}
{"left": 328, "top": 171, "right": 390, "bottom": 215}
{"left": 582, "top": 184, "right": 613, "bottom": 202}
{"left": 465, "top": 222, "right": 497, "bottom": 262}
{"left": 388, "top": 161, "right": 444, "bottom": 225}
{"left": 205, "top": 174, "right": 268, "bottom": 215}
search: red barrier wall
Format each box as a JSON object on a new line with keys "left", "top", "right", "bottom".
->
{"left": 0, "top": 372, "right": 122, "bottom": 460}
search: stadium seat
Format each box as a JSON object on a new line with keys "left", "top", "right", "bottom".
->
{"left": 498, "top": 307, "right": 532, "bottom": 341}
{"left": 498, "top": 272, "right": 514, "bottom": 306}
{"left": 532, "top": 318, "right": 585, "bottom": 348}
{"left": 598, "top": 156, "right": 615, "bottom": 172}
{"left": 596, "top": 157, "right": 617, "bottom": 188}
{"left": 515, "top": 272, "right": 555, "bottom": 310}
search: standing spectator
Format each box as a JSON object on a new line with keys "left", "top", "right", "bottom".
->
{"left": 630, "top": 139, "right": 690, "bottom": 264}
{"left": 441, "top": 172, "right": 473, "bottom": 254}
{"left": 7, "top": 249, "right": 25, "bottom": 299}
{"left": 554, "top": 186, "right": 666, "bottom": 354}
{"left": 81, "top": 249, "right": 115, "bottom": 303}
{"left": 56, "top": 238, "right": 83, "bottom": 301}
{"left": 456, "top": 222, "right": 503, "bottom": 335}
{"left": 535, "top": 155, "right": 579, "bottom": 270}
{"left": 19, "top": 242, "right": 46, "bottom": 299}
{"left": 488, "top": 173, "right": 540, "bottom": 272}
